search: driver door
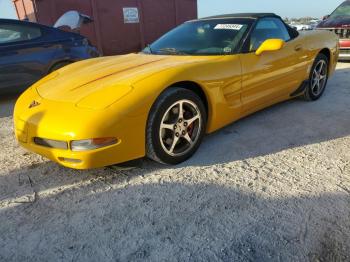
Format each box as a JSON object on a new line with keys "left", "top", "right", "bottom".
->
{"left": 239, "top": 17, "right": 308, "bottom": 114}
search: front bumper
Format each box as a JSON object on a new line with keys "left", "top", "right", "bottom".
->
{"left": 17, "top": 137, "right": 122, "bottom": 169}
{"left": 14, "top": 115, "right": 145, "bottom": 169}
{"left": 13, "top": 88, "right": 146, "bottom": 169}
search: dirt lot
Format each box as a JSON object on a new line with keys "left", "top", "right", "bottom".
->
{"left": 0, "top": 63, "right": 349, "bottom": 262}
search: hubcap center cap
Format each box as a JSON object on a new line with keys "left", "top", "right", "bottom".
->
{"left": 177, "top": 121, "right": 186, "bottom": 135}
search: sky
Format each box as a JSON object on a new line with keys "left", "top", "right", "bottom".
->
{"left": 0, "top": 0, "right": 346, "bottom": 19}
{"left": 0, "top": 0, "right": 16, "bottom": 19}
{"left": 198, "top": 0, "right": 345, "bottom": 18}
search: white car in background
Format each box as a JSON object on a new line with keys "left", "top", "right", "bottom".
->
{"left": 290, "top": 24, "right": 313, "bottom": 31}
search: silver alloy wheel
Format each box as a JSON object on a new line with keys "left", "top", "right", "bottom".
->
{"left": 311, "top": 60, "right": 327, "bottom": 97}
{"left": 159, "top": 99, "right": 202, "bottom": 157}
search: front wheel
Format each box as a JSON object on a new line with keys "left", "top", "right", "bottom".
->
{"left": 146, "top": 88, "right": 207, "bottom": 165}
{"left": 304, "top": 53, "right": 329, "bottom": 101}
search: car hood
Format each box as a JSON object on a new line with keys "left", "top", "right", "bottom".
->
{"left": 317, "top": 16, "right": 350, "bottom": 28}
{"left": 35, "top": 53, "right": 221, "bottom": 107}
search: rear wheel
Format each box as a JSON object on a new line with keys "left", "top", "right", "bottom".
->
{"left": 146, "top": 88, "right": 207, "bottom": 165}
{"left": 304, "top": 53, "right": 329, "bottom": 101}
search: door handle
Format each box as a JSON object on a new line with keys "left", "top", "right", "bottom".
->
{"left": 294, "top": 45, "right": 302, "bottom": 51}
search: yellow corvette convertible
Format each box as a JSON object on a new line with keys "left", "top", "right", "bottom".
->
{"left": 14, "top": 13, "right": 339, "bottom": 169}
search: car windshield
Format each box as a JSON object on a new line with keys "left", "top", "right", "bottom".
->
{"left": 329, "top": 1, "right": 350, "bottom": 19}
{"left": 143, "top": 18, "right": 253, "bottom": 55}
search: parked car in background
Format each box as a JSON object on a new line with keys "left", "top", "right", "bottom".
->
{"left": 310, "top": 20, "right": 321, "bottom": 29}
{"left": 0, "top": 11, "right": 100, "bottom": 94}
{"left": 290, "top": 23, "right": 313, "bottom": 31}
{"left": 317, "top": 0, "right": 350, "bottom": 60}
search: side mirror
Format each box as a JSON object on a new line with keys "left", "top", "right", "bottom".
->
{"left": 255, "top": 39, "right": 285, "bottom": 56}
{"left": 323, "top": 15, "right": 330, "bottom": 21}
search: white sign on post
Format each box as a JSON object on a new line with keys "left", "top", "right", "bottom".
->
{"left": 123, "top": 7, "right": 139, "bottom": 23}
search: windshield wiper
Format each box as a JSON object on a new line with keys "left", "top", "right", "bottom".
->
{"left": 157, "top": 47, "right": 188, "bottom": 55}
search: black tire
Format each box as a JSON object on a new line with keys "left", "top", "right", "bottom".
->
{"left": 146, "top": 87, "right": 207, "bottom": 165}
{"left": 303, "top": 53, "right": 329, "bottom": 101}
{"left": 49, "top": 61, "right": 71, "bottom": 73}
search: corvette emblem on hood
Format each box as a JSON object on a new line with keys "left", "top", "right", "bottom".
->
{"left": 29, "top": 101, "right": 41, "bottom": 108}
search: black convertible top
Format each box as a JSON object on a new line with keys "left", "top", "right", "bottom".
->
{"left": 199, "top": 13, "right": 280, "bottom": 20}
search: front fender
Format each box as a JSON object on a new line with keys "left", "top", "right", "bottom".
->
{"left": 128, "top": 55, "right": 242, "bottom": 133}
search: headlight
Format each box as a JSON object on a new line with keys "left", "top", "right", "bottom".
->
{"left": 70, "top": 137, "right": 118, "bottom": 151}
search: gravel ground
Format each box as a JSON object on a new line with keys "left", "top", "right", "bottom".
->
{"left": 0, "top": 63, "right": 349, "bottom": 262}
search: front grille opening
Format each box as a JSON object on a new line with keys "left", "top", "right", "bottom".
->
{"left": 33, "top": 137, "right": 68, "bottom": 150}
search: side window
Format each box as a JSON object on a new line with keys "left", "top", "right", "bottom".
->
{"left": 0, "top": 23, "right": 42, "bottom": 44}
{"left": 249, "top": 18, "right": 291, "bottom": 52}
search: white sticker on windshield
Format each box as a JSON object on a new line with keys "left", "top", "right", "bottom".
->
{"left": 214, "top": 24, "right": 243, "bottom": 30}
{"left": 223, "top": 47, "right": 232, "bottom": 53}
